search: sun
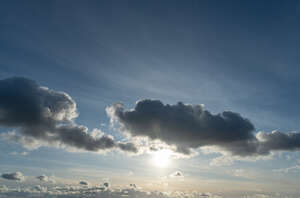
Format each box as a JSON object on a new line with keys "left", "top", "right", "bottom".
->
{"left": 152, "top": 149, "right": 172, "bottom": 168}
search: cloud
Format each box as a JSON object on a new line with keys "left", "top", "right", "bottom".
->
{"left": 1, "top": 172, "right": 24, "bottom": 181}
{"left": 103, "top": 182, "right": 109, "bottom": 188}
{"left": 36, "top": 175, "right": 55, "bottom": 183}
{"left": 0, "top": 77, "right": 137, "bottom": 154}
{"left": 79, "top": 181, "right": 89, "bottom": 186}
{"left": 36, "top": 175, "right": 49, "bottom": 182}
{"left": 169, "top": 171, "right": 184, "bottom": 178}
{"left": 0, "top": 184, "right": 226, "bottom": 198}
{"left": 0, "top": 184, "right": 296, "bottom": 198}
{"left": 107, "top": 99, "right": 300, "bottom": 157}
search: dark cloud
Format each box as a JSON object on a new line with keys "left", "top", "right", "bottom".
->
{"left": 0, "top": 77, "right": 137, "bottom": 153}
{"left": 107, "top": 99, "right": 300, "bottom": 156}
{"left": 1, "top": 172, "right": 24, "bottom": 181}
{"left": 256, "top": 131, "right": 300, "bottom": 153}
{"left": 79, "top": 181, "right": 89, "bottom": 186}
{"left": 36, "top": 175, "right": 55, "bottom": 183}
{"left": 103, "top": 182, "right": 109, "bottom": 188}
{"left": 36, "top": 175, "right": 48, "bottom": 182}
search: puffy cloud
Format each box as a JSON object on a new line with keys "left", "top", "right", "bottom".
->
{"left": 256, "top": 131, "right": 300, "bottom": 153}
{"left": 107, "top": 99, "right": 300, "bottom": 157}
{"left": 0, "top": 77, "right": 137, "bottom": 154}
{"left": 36, "top": 175, "right": 55, "bottom": 183}
{"left": 1, "top": 172, "right": 24, "bottom": 181}
{"left": 79, "top": 181, "right": 89, "bottom": 186}
{"left": 0, "top": 184, "right": 296, "bottom": 198}
{"left": 103, "top": 182, "right": 109, "bottom": 188}
{"left": 36, "top": 175, "right": 49, "bottom": 182}
{"left": 0, "top": 185, "right": 224, "bottom": 198}
{"left": 169, "top": 171, "right": 183, "bottom": 178}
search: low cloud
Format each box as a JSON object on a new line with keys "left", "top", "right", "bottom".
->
{"left": 0, "top": 185, "right": 225, "bottom": 198}
{"left": 107, "top": 99, "right": 300, "bottom": 157}
{"left": 0, "top": 77, "right": 137, "bottom": 154}
{"left": 36, "top": 175, "right": 49, "bottom": 182}
{"left": 79, "top": 181, "right": 89, "bottom": 186}
{"left": 103, "top": 182, "right": 109, "bottom": 188}
{"left": 36, "top": 175, "right": 55, "bottom": 183}
{"left": 1, "top": 172, "right": 24, "bottom": 181}
{"left": 169, "top": 171, "right": 184, "bottom": 178}
{"left": 0, "top": 184, "right": 294, "bottom": 198}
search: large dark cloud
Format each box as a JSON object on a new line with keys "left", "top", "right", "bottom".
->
{"left": 0, "top": 77, "right": 137, "bottom": 153}
{"left": 107, "top": 99, "right": 300, "bottom": 156}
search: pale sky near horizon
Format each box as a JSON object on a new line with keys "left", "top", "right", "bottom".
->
{"left": 1, "top": 1, "right": 300, "bottom": 198}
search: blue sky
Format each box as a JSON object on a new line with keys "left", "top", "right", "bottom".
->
{"left": 1, "top": 1, "right": 300, "bottom": 197}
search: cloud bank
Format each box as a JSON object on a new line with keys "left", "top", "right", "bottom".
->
{"left": 0, "top": 77, "right": 137, "bottom": 153}
{"left": 0, "top": 184, "right": 295, "bottom": 198}
{"left": 107, "top": 99, "right": 300, "bottom": 157}
{"left": 0, "top": 184, "right": 224, "bottom": 198}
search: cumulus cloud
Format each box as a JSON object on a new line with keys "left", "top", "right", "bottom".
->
{"left": 79, "top": 181, "right": 89, "bottom": 186}
{"left": 107, "top": 99, "right": 300, "bottom": 157}
{"left": 36, "top": 175, "right": 55, "bottom": 183}
{"left": 1, "top": 172, "right": 24, "bottom": 181}
{"left": 103, "top": 182, "right": 109, "bottom": 188}
{"left": 36, "top": 175, "right": 49, "bottom": 182}
{"left": 0, "top": 184, "right": 226, "bottom": 198}
{"left": 169, "top": 171, "right": 183, "bottom": 178}
{"left": 0, "top": 77, "right": 137, "bottom": 154}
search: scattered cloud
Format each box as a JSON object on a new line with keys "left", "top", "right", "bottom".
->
{"left": 36, "top": 175, "right": 49, "bottom": 182}
{"left": 79, "top": 181, "right": 89, "bottom": 186}
{"left": 169, "top": 171, "right": 184, "bottom": 178}
{"left": 103, "top": 182, "right": 110, "bottom": 188}
{"left": 0, "top": 77, "right": 137, "bottom": 154}
{"left": 1, "top": 172, "right": 24, "bottom": 181}
{"left": 0, "top": 185, "right": 224, "bottom": 198}
{"left": 0, "top": 184, "right": 296, "bottom": 198}
{"left": 36, "top": 175, "right": 55, "bottom": 183}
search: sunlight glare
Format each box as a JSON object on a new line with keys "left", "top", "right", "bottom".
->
{"left": 152, "top": 149, "right": 172, "bottom": 168}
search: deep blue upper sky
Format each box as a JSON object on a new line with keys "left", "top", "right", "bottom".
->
{"left": 1, "top": 0, "right": 300, "bottom": 133}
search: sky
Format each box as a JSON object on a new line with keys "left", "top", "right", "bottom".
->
{"left": 1, "top": 1, "right": 300, "bottom": 198}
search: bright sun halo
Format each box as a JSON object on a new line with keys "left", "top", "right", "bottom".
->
{"left": 152, "top": 149, "right": 172, "bottom": 168}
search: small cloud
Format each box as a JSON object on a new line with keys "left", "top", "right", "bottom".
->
{"left": 36, "top": 175, "right": 55, "bottom": 183}
{"left": 79, "top": 181, "right": 89, "bottom": 186}
{"left": 103, "top": 182, "right": 110, "bottom": 188}
{"left": 129, "top": 183, "right": 137, "bottom": 188}
{"left": 1, "top": 172, "right": 25, "bottom": 181}
{"left": 169, "top": 171, "right": 184, "bottom": 178}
